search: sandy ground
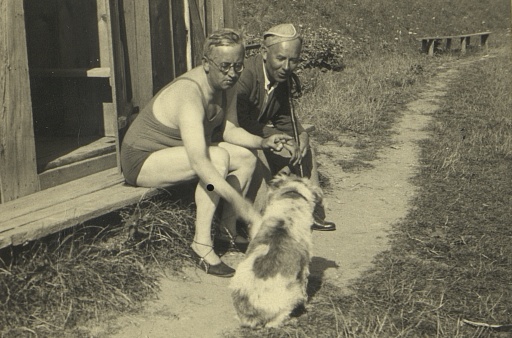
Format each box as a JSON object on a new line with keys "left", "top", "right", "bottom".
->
{"left": 90, "top": 55, "right": 489, "bottom": 338}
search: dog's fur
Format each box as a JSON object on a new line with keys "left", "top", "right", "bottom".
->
{"left": 229, "top": 174, "right": 324, "bottom": 328}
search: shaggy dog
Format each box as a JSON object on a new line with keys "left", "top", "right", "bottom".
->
{"left": 229, "top": 174, "right": 324, "bottom": 328}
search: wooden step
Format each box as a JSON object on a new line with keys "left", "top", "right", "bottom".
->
{"left": 0, "top": 168, "right": 157, "bottom": 249}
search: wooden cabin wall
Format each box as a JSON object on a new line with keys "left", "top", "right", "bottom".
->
{"left": 0, "top": 0, "right": 40, "bottom": 203}
{"left": 119, "top": 0, "right": 237, "bottom": 109}
{"left": 119, "top": 0, "right": 153, "bottom": 114}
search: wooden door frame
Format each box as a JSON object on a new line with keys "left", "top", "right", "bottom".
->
{"left": 0, "top": 0, "right": 40, "bottom": 203}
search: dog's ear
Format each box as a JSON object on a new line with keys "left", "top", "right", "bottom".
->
{"left": 269, "top": 172, "right": 289, "bottom": 189}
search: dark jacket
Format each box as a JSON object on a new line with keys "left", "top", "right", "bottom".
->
{"left": 235, "top": 54, "right": 305, "bottom": 138}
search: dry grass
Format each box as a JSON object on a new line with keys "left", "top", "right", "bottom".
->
{"left": 226, "top": 42, "right": 512, "bottom": 338}
{"left": 0, "top": 188, "right": 198, "bottom": 337}
{"left": 297, "top": 53, "right": 435, "bottom": 145}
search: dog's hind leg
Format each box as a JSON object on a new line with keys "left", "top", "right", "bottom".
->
{"left": 265, "top": 311, "right": 290, "bottom": 328}
{"left": 300, "top": 267, "right": 310, "bottom": 302}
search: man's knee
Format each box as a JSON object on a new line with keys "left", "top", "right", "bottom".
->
{"left": 236, "top": 146, "right": 258, "bottom": 170}
{"left": 210, "top": 147, "right": 230, "bottom": 175}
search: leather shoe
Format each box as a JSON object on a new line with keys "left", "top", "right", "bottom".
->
{"left": 189, "top": 247, "right": 236, "bottom": 278}
{"left": 311, "top": 220, "right": 336, "bottom": 231}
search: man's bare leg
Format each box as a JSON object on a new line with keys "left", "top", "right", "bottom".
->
{"left": 216, "top": 143, "right": 257, "bottom": 238}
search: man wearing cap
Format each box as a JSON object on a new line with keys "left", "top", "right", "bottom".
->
{"left": 235, "top": 23, "right": 336, "bottom": 231}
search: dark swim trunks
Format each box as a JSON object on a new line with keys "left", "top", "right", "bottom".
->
{"left": 120, "top": 77, "right": 225, "bottom": 186}
{"left": 120, "top": 144, "right": 152, "bottom": 186}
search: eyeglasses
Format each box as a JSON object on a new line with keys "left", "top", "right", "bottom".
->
{"left": 207, "top": 58, "right": 244, "bottom": 74}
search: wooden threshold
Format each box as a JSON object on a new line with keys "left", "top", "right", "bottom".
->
{"left": 36, "top": 136, "right": 117, "bottom": 189}
{"left": 36, "top": 136, "right": 116, "bottom": 172}
{"left": 0, "top": 168, "right": 158, "bottom": 249}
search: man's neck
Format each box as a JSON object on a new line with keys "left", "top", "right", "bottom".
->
{"left": 262, "top": 63, "right": 277, "bottom": 92}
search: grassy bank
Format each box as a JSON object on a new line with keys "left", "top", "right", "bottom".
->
{"left": 230, "top": 44, "right": 512, "bottom": 338}
{"left": 327, "top": 44, "right": 512, "bottom": 338}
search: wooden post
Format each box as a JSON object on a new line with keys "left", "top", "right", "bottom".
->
{"left": 149, "top": 0, "right": 174, "bottom": 93}
{"left": 223, "top": 0, "right": 237, "bottom": 29}
{"left": 171, "top": 0, "right": 188, "bottom": 77}
{"left": 0, "top": 0, "right": 40, "bottom": 203}
{"left": 446, "top": 38, "right": 452, "bottom": 51}
{"left": 481, "top": 34, "right": 489, "bottom": 53}
{"left": 97, "top": 0, "right": 118, "bottom": 137}
{"left": 206, "top": 0, "right": 224, "bottom": 34}
{"left": 184, "top": 0, "right": 193, "bottom": 70}
{"left": 122, "top": 0, "right": 153, "bottom": 109}
{"left": 421, "top": 39, "right": 427, "bottom": 53}
{"left": 427, "top": 39, "right": 435, "bottom": 56}
{"left": 189, "top": 0, "right": 206, "bottom": 67}
{"left": 461, "top": 37, "right": 467, "bottom": 54}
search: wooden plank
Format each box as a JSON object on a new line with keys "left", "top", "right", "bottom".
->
{"left": 171, "top": 0, "right": 188, "bottom": 77}
{"left": 206, "top": 0, "right": 224, "bottom": 34}
{"left": 97, "top": 0, "right": 118, "bottom": 137}
{"left": 123, "top": 0, "right": 153, "bottom": 109}
{"left": 222, "top": 0, "right": 237, "bottom": 29}
{"left": 0, "top": 168, "right": 123, "bottom": 223}
{"left": 197, "top": 0, "right": 206, "bottom": 37}
{"left": 0, "top": 0, "right": 41, "bottom": 203}
{"left": 416, "top": 31, "right": 491, "bottom": 41}
{"left": 97, "top": 0, "right": 112, "bottom": 69}
{"left": 184, "top": 0, "right": 192, "bottom": 70}
{"left": 30, "top": 67, "right": 111, "bottom": 78}
{"left": 0, "top": 180, "right": 157, "bottom": 249}
{"left": 245, "top": 43, "right": 261, "bottom": 51}
{"left": 189, "top": 0, "right": 206, "bottom": 67}
{"left": 149, "top": 0, "right": 174, "bottom": 93}
{"left": 36, "top": 136, "right": 116, "bottom": 172}
{"left": 39, "top": 152, "right": 117, "bottom": 190}
{"left": 108, "top": 0, "right": 131, "bottom": 171}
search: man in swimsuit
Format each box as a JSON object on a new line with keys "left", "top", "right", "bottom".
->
{"left": 235, "top": 23, "right": 336, "bottom": 231}
{"left": 121, "top": 29, "right": 291, "bottom": 277}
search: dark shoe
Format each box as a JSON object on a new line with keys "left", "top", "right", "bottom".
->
{"left": 311, "top": 220, "right": 336, "bottom": 231}
{"left": 214, "top": 234, "right": 249, "bottom": 253}
{"left": 189, "top": 245, "right": 236, "bottom": 278}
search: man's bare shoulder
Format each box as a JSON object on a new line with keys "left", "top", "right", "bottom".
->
{"left": 158, "top": 68, "right": 207, "bottom": 104}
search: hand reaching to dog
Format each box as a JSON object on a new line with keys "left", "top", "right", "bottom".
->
{"left": 231, "top": 197, "right": 262, "bottom": 228}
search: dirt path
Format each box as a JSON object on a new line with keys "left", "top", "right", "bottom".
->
{"left": 91, "top": 55, "right": 488, "bottom": 338}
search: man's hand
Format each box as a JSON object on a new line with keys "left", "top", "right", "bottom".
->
{"left": 234, "top": 198, "right": 262, "bottom": 227}
{"left": 298, "top": 132, "right": 309, "bottom": 159}
{"left": 261, "top": 134, "right": 293, "bottom": 152}
{"left": 283, "top": 132, "right": 309, "bottom": 166}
